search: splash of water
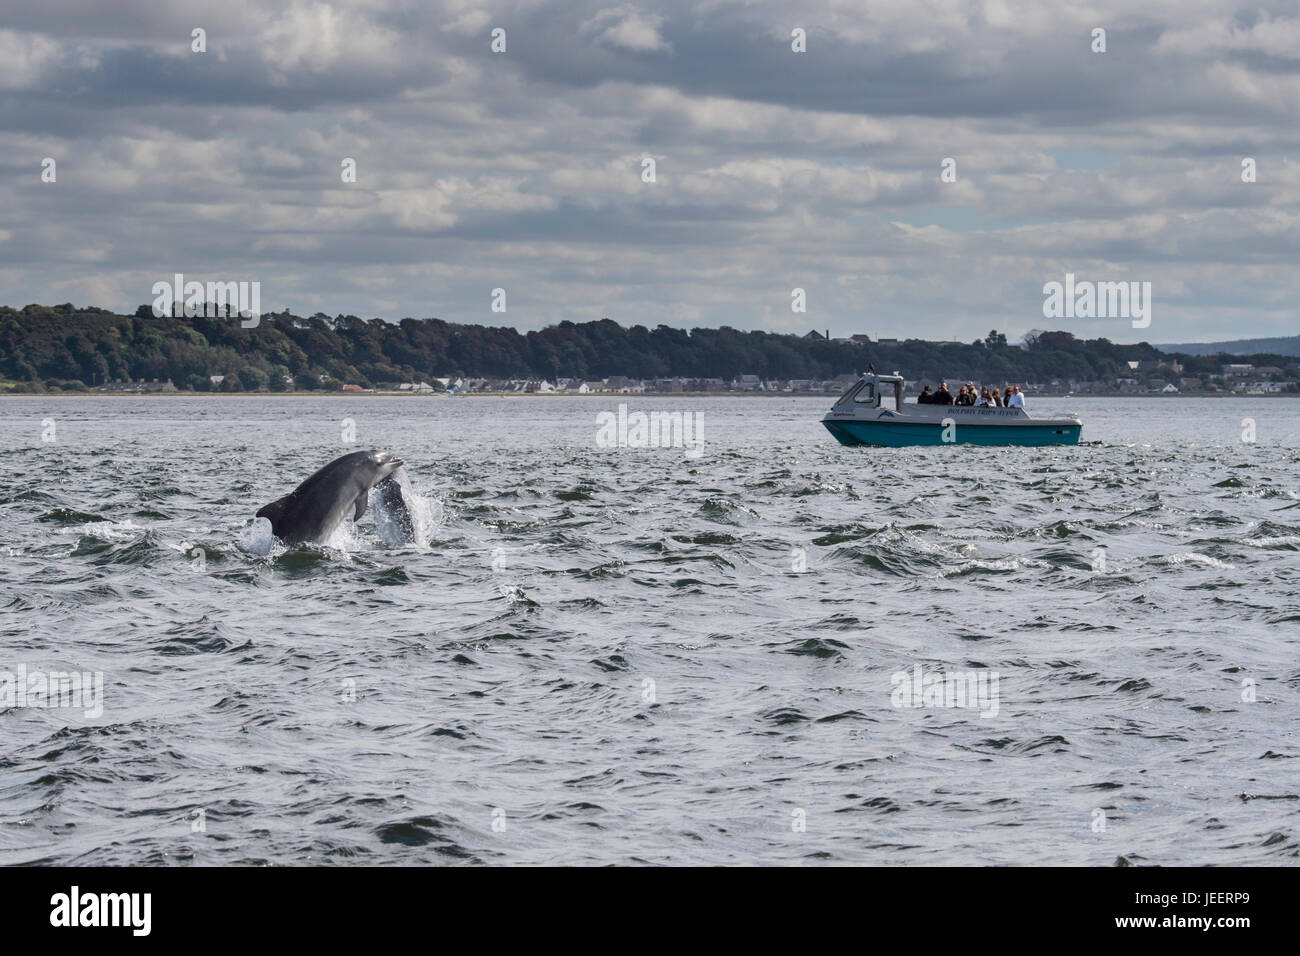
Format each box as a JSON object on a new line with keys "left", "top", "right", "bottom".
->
{"left": 239, "top": 515, "right": 283, "bottom": 557}
{"left": 369, "top": 467, "right": 443, "bottom": 548}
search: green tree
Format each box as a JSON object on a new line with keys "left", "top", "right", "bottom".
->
{"left": 240, "top": 366, "right": 269, "bottom": 391}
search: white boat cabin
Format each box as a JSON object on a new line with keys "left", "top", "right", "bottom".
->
{"left": 834, "top": 373, "right": 905, "bottom": 411}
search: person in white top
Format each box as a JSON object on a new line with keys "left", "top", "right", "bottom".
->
{"left": 1007, "top": 386, "right": 1025, "bottom": 409}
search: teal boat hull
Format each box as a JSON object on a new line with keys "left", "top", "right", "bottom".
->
{"left": 823, "top": 419, "right": 1082, "bottom": 447}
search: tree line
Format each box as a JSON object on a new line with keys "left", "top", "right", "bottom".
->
{"left": 0, "top": 302, "right": 1278, "bottom": 392}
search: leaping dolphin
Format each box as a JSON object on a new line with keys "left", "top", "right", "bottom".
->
{"left": 256, "top": 450, "right": 404, "bottom": 547}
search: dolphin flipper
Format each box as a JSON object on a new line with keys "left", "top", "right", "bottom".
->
{"left": 353, "top": 492, "right": 368, "bottom": 522}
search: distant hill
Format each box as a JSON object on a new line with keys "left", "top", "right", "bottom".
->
{"left": 1158, "top": 334, "right": 1300, "bottom": 357}
{"left": 1, "top": 304, "right": 1167, "bottom": 392}
{"left": 0, "top": 303, "right": 1291, "bottom": 393}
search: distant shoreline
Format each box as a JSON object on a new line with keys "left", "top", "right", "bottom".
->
{"left": 2, "top": 390, "right": 1296, "bottom": 399}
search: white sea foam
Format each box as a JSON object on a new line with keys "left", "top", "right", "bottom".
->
{"left": 1160, "top": 552, "right": 1236, "bottom": 569}
{"left": 77, "top": 519, "right": 140, "bottom": 540}
{"left": 1242, "top": 534, "right": 1300, "bottom": 548}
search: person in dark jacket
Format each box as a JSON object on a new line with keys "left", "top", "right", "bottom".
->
{"left": 917, "top": 385, "right": 934, "bottom": 404}
{"left": 934, "top": 382, "right": 954, "bottom": 405}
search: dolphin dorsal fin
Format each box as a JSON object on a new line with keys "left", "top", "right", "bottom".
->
{"left": 256, "top": 495, "right": 293, "bottom": 534}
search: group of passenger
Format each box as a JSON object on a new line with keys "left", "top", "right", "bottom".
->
{"left": 916, "top": 381, "right": 1025, "bottom": 408}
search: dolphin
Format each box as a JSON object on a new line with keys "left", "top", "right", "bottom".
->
{"left": 256, "top": 450, "right": 404, "bottom": 547}
{"left": 372, "top": 469, "right": 417, "bottom": 544}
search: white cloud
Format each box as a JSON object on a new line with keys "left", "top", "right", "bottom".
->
{"left": 257, "top": 2, "right": 402, "bottom": 74}
{"left": 581, "top": 6, "right": 671, "bottom": 54}
{"left": 0, "top": 30, "right": 61, "bottom": 89}
{"left": 1155, "top": 15, "right": 1300, "bottom": 59}
{"left": 442, "top": 9, "right": 492, "bottom": 36}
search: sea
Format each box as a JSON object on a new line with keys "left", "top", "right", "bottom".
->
{"left": 1, "top": 395, "right": 1297, "bottom": 865}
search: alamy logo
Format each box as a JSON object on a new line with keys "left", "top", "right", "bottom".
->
{"left": 1042, "top": 272, "right": 1151, "bottom": 329}
{"left": 0, "top": 664, "right": 103, "bottom": 718}
{"left": 890, "top": 664, "right": 999, "bottom": 718}
{"left": 50, "top": 886, "right": 151, "bottom": 936}
{"left": 596, "top": 404, "right": 704, "bottom": 458}
{"left": 151, "top": 273, "right": 261, "bottom": 327}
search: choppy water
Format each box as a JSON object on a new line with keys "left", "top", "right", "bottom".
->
{"left": 1, "top": 395, "right": 1297, "bottom": 865}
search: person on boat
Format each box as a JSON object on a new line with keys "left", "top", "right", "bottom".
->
{"left": 977, "top": 387, "right": 993, "bottom": 407}
{"left": 1008, "top": 386, "right": 1025, "bottom": 409}
{"left": 917, "top": 385, "right": 935, "bottom": 404}
{"left": 933, "top": 382, "right": 954, "bottom": 405}
{"left": 991, "top": 387, "right": 1003, "bottom": 407}
{"left": 959, "top": 383, "right": 977, "bottom": 406}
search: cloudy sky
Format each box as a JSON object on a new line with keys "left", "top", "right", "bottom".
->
{"left": 2, "top": 0, "right": 1298, "bottom": 343}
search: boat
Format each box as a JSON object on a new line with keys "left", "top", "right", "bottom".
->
{"left": 822, "top": 372, "right": 1082, "bottom": 447}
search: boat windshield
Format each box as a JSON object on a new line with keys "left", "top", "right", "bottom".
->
{"left": 834, "top": 376, "right": 903, "bottom": 409}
